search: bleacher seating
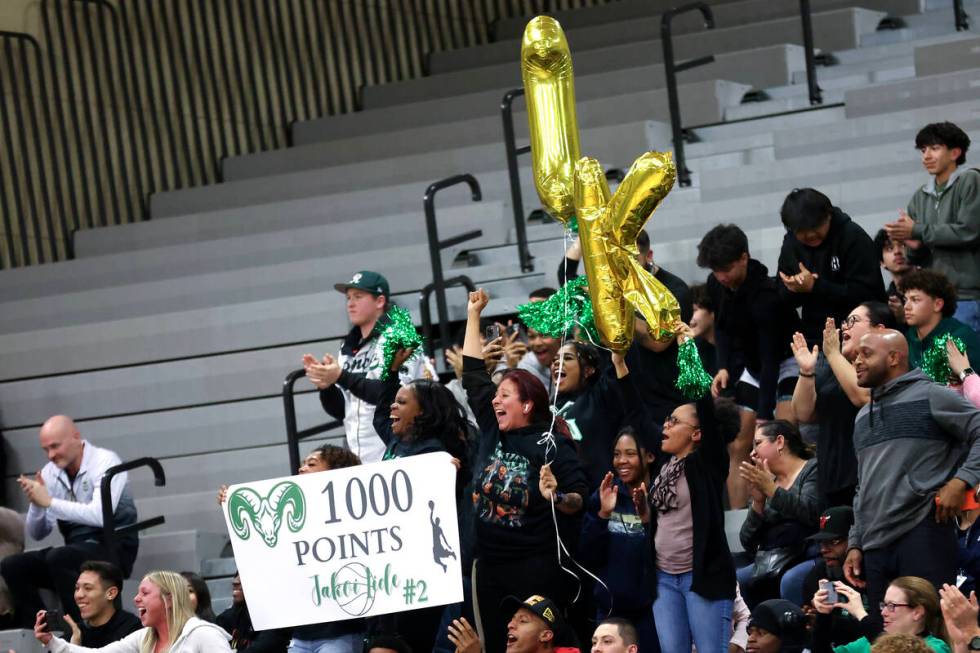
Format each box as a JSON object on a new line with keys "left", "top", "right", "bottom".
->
{"left": 1, "top": 0, "right": 976, "bottom": 616}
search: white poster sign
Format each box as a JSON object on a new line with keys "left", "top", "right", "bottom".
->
{"left": 223, "top": 452, "right": 463, "bottom": 630}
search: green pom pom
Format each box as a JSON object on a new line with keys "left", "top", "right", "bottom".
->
{"left": 378, "top": 306, "right": 424, "bottom": 380}
{"left": 675, "top": 338, "right": 712, "bottom": 400}
{"left": 517, "top": 276, "right": 598, "bottom": 343}
{"left": 568, "top": 214, "right": 579, "bottom": 234}
{"left": 921, "top": 333, "right": 967, "bottom": 383}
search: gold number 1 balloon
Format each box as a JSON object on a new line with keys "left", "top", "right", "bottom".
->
{"left": 521, "top": 16, "right": 681, "bottom": 352}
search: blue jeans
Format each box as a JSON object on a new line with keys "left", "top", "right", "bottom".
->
{"left": 780, "top": 558, "right": 817, "bottom": 606}
{"left": 955, "top": 299, "right": 980, "bottom": 333}
{"left": 652, "top": 570, "right": 732, "bottom": 653}
{"left": 288, "top": 633, "right": 363, "bottom": 653}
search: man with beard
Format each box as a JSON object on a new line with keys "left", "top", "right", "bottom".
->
{"left": 802, "top": 507, "right": 863, "bottom": 645}
{"left": 844, "top": 330, "right": 980, "bottom": 630}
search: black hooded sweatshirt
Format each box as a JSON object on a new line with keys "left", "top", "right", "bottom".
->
{"left": 708, "top": 259, "right": 802, "bottom": 419}
{"left": 777, "top": 207, "right": 886, "bottom": 346}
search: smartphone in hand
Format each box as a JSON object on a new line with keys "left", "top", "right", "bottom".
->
{"left": 42, "top": 609, "right": 70, "bottom": 634}
{"left": 819, "top": 580, "right": 839, "bottom": 605}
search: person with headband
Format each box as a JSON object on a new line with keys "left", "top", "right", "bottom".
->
{"left": 34, "top": 570, "right": 232, "bottom": 652}
{"left": 462, "top": 288, "right": 587, "bottom": 653}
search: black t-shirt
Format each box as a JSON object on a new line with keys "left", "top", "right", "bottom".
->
{"left": 80, "top": 609, "right": 142, "bottom": 647}
{"left": 462, "top": 357, "right": 589, "bottom": 563}
{"left": 814, "top": 355, "right": 859, "bottom": 503}
{"left": 625, "top": 339, "right": 684, "bottom": 426}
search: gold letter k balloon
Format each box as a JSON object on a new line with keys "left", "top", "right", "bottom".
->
{"left": 522, "top": 16, "right": 681, "bottom": 353}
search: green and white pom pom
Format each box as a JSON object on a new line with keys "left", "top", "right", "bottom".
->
{"left": 675, "top": 338, "right": 712, "bottom": 400}
{"left": 517, "top": 275, "right": 599, "bottom": 342}
{"left": 921, "top": 333, "right": 967, "bottom": 383}
{"left": 377, "top": 306, "right": 424, "bottom": 380}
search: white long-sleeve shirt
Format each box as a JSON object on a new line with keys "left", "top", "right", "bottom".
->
{"left": 26, "top": 440, "right": 132, "bottom": 542}
{"left": 47, "top": 616, "right": 232, "bottom": 653}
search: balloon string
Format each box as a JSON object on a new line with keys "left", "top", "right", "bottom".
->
{"left": 542, "top": 228, "right": 613, "bottom": 615}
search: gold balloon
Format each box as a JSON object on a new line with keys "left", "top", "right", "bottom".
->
{"left": 522, "top": 17, "right": 681, "bottom": 351}
{"left": 522, "top": 16, "right": 581, "bottom": 224}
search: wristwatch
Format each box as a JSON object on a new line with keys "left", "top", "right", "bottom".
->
{"left": 961, "top": 367, "right": 976, "bottom": 383}
{"left": 967, "top": 635, "right": 980, "bottom": 651}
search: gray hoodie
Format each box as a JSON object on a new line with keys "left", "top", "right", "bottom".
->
{"left": 849, "top": 368, "right": 980, "bottom": 552}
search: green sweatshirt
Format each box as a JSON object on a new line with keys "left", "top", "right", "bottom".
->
{"left": 908, "top": 317, "right": 980, "bottom": 371}
{"left": 908, "top": 167, "right": 980, "bottom": 299}
{"left": 833, "top": 634, "right": 949, "bottom": 653}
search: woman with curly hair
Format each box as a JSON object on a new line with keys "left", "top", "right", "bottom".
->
{"left": 551, "top": 340, "right": 636, "bottom": 488}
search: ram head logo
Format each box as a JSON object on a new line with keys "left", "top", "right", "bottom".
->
{"left": 228, "top": 482, "right": 306, "bottom": 548}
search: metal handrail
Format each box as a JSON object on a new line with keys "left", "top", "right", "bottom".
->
{"left": 954, "top": 0, "right": 970, "bottom": 30}
{"left": 100, "top": 457, "right": 166, "bottom": 575}
{"left": 421, "top": 174, "right": 483, "bottom": 357}
{"left": 501, "top": 88, "right": 535, "bottom": 272}
{"left": 661, "top": 3, "right": 715, "bottom": 188}
{"left": 799, "top": 0, "right": 823, "bottom": 106}
{"left": 283, "top": 369, "right": 343, "bottom": 474}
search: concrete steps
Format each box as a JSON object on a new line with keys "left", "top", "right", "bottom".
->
{"left": 428, "top": 8, "right": 884, "bottom": 76}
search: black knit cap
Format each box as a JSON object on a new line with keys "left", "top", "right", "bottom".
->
{"left": 750, "top": 599, "right": 808, "bottom": 650}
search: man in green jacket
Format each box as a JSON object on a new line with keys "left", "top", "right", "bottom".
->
{"left": 898, "top": 269, "right": 980, "bottom": 370}
{"left": 885, "top": 122, "right": 980, "bottom": 332}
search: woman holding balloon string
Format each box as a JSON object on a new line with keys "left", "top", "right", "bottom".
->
{"left": 462, "top": 288, "right": 588, "bottom": 653}
{"left": 550, "top": 339, "right": 639, "bottom": 489}
{"left": 590, "top": 320, "right": 740, "bottom": 653}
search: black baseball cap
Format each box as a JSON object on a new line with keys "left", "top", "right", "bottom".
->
{"left": 501, "top": 595, "right": 579, "bottom": 648}
{"left": 334, "top": 270, "right": 390, "bottom": 297}
{"left": 502, "top": 595, "right": 562, "bottom": 629}
{"left": 807, "top": 506, "right": 854, "bottom": 542}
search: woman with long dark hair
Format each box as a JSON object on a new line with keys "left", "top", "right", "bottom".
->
{"left": 462, "top": 289, "right": 588, "bottom": 653}
{"left": 551, "top": 341, "right": 634, "bottom": 488}
{"left": 179, "top": 572, "right": 216, "bottom": 624}
{"left": 737, "top": 420, "right": 820, "bottom": 607}
{"left": 579, "top": 425, "right": 659, "bottom": 653}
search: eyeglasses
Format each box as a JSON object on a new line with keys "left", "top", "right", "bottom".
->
{"left": 842, "top": 314, "right": 869, "bottom": 329}
{"left": 665, "top": 415, "right": 698, "bottom": 429}
{"left": 879, "top": 602, "right": 912, "bottom": 612}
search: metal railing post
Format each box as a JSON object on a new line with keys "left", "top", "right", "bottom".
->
{"left": 799, "top": 0, "right": 823, "bottom": 105}
{"left": 282, "top": 369, "right": 343, "bottom": 475}
{"left": 954, "top": 0, "right": 970, "bottom": 30}
{"left": 661, "top": 3, "right": 715, "bottom": 188}
{"left": 422, "top": 174, "right": 483, "bottom": 356}
{"left": 101, "top": 457, "right": 166, "bottom": 574}
{"left": 501, "top": 89, "right": 535, "bottom": 272}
